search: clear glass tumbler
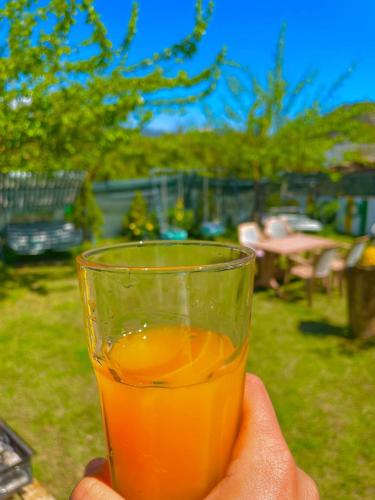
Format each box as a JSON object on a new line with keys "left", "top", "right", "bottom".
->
{"left": 77, "top": 241, "right": 255, "bottom": 500}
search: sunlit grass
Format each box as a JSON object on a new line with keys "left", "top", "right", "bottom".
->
{"left": 0, "top": 252, "right": 374, "bottom": 499}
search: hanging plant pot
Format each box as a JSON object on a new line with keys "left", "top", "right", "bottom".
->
{"left": 200, "top": 221, "right": 225, "bottom": 239}
{"left": 347, "top": 266, "right": 375, "bottom": 339}
{"left": 160, "top": 227, "right": 188, "bottom": 240}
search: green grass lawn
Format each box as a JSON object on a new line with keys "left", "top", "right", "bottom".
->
{"left": 0, "top": 255, "right": 374, "bottom": 499}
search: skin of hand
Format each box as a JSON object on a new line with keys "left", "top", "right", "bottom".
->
{"left": 70, "top": 374, "right": 319, "bottom": 500}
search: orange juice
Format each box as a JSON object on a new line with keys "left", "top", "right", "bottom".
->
{"left": 93, "top": 326, "right": 247, "bottom": 500}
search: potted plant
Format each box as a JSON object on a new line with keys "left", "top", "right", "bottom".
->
{"left": 122, "top": 192, "right": 159, "bottom": 241}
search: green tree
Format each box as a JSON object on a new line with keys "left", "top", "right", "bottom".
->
{"left": 0, "top": 0, "right": 224, "bottom": 176}
{"left": 218, "top": 24, "right": 375, "bottom": 217}
{"left": 97, "top": 129, "right": 246, "bottom": 181}
{"left": 70, "top": 177, "right": 104, "bottom": 240}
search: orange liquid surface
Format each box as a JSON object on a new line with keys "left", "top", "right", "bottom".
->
{"left": 93, "top": 326, "right": 247, "bottom": 500}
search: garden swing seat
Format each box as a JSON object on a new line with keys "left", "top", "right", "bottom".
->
{"left": 150, "top": 168, "right": 189, "bottom": 241}
{"left": 0, "top": 171, "right": 84, "bottom": 255}
{"left": 199, "top": 175, "right": 226, "bottom": 239}
{"left": 200, "top": 221, "right": 225, "bottom": 239}
{"left": 160, "top": 227, "right": 188, "bottom": 240}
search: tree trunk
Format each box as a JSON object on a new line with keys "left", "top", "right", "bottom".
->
{"left": 251, "top": 161, "right": 263, "bottom": 222}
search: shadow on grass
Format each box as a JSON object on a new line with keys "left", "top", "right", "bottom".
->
{"left": 300, "top": 320, "right": 375, "bottom": 354}
{"left": 2, "top": 247, "right": 73, "bottom": 266}
{"left": 299, "top": 320, "right": 350, "bottom": 338}
{"left": 337, "top": 336, "right": 375, "bottom": 356}
{"left": 0, "top": 252, "right": 76, "bottom": 301}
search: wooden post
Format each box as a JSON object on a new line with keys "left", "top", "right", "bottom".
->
{"left": 307, "top": 278, "right": 313, "bottom": 307}
{"left": 347, "top": 267, "right": 375, "bottom": 338}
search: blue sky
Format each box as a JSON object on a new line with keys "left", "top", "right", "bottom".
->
{"left": 93, "top": 0, "right": 375, "bottom": 131}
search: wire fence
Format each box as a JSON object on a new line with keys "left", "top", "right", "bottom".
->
{"left": 93, "top": 170, "right": 375, "bottom": 237}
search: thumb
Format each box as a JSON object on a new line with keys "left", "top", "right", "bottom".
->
{"left": 85, "top": 457, "right": 111, "bottom": 486}
{"left": 71, "top": 458, "right": 123, "bottom": 500}
{"left": 70, "top": 476, "right": 124, "bottom": 500}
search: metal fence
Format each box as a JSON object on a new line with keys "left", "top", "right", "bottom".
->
{"left": 93, "top": 173, "right": 259, "bottom": 237}
{"left": 93, "top": 170, "right": 375, "bottom": 237}
{"left": 282, "top": 171, "right": 375, "bottom": 197}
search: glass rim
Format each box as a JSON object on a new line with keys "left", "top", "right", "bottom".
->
{"left": 77, "top": 240, "right": 255, "bottom": 274}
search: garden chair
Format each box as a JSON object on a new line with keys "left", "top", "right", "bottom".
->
{"left": 331, "top": 236, "right": 369, "bottom": 294}
{"left": 264, "top": 217, "right": 292, "bottom": 239}
{"left": 237, "top": 222, "right": 265, "bottom": 257}
{"left": 288, "top": 248, "right": 337, "bottom": 306}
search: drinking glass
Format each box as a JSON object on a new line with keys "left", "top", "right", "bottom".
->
{"left": 77, "top": 241, "right": 255, "bottom": 500}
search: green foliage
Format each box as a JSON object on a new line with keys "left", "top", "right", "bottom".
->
{"left": 342, "top": 144, "right": 375, "bottom": 167}
{"left": 0, "top": 0, "right": 223, "bottom": 175}
{"left": 72, "top": 96, "right": 375, "bottom": 182}
{"left": 122, "top": 191, "right": 159, "bottom": 240}
{"left": 305, "top": 193, "right": 317, "bottom": 219}
{"left": 266, "top": 191, "right": 299, "bottom": 209}
{"left": 1, "top": 1, "right": 373, "bottom": 188}
{"left": 69, "top": 178, "right": 103, "bottom": 240}
{"left": 315, "top": 199, "right": 340, "bottom": 224}
{"left": 168, "top": 197, "right": 195, "bottom": 232}
{"left": 91, "top": 130, "right": 248, "bottom": 181}
{"left": 219, "top": 25, "right": 375, "bottom": 182}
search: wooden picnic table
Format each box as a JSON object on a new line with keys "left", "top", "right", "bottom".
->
{"left": 252, "top": 233, "right": 339, "bottom": 293}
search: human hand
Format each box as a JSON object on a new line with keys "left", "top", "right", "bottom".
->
{"left": 71, "top": 374, "right": 319, "bottom": 499}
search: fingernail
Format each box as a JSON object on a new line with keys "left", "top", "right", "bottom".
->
{"left": 85, "top": 457, "right": 106, "bottom": 476}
